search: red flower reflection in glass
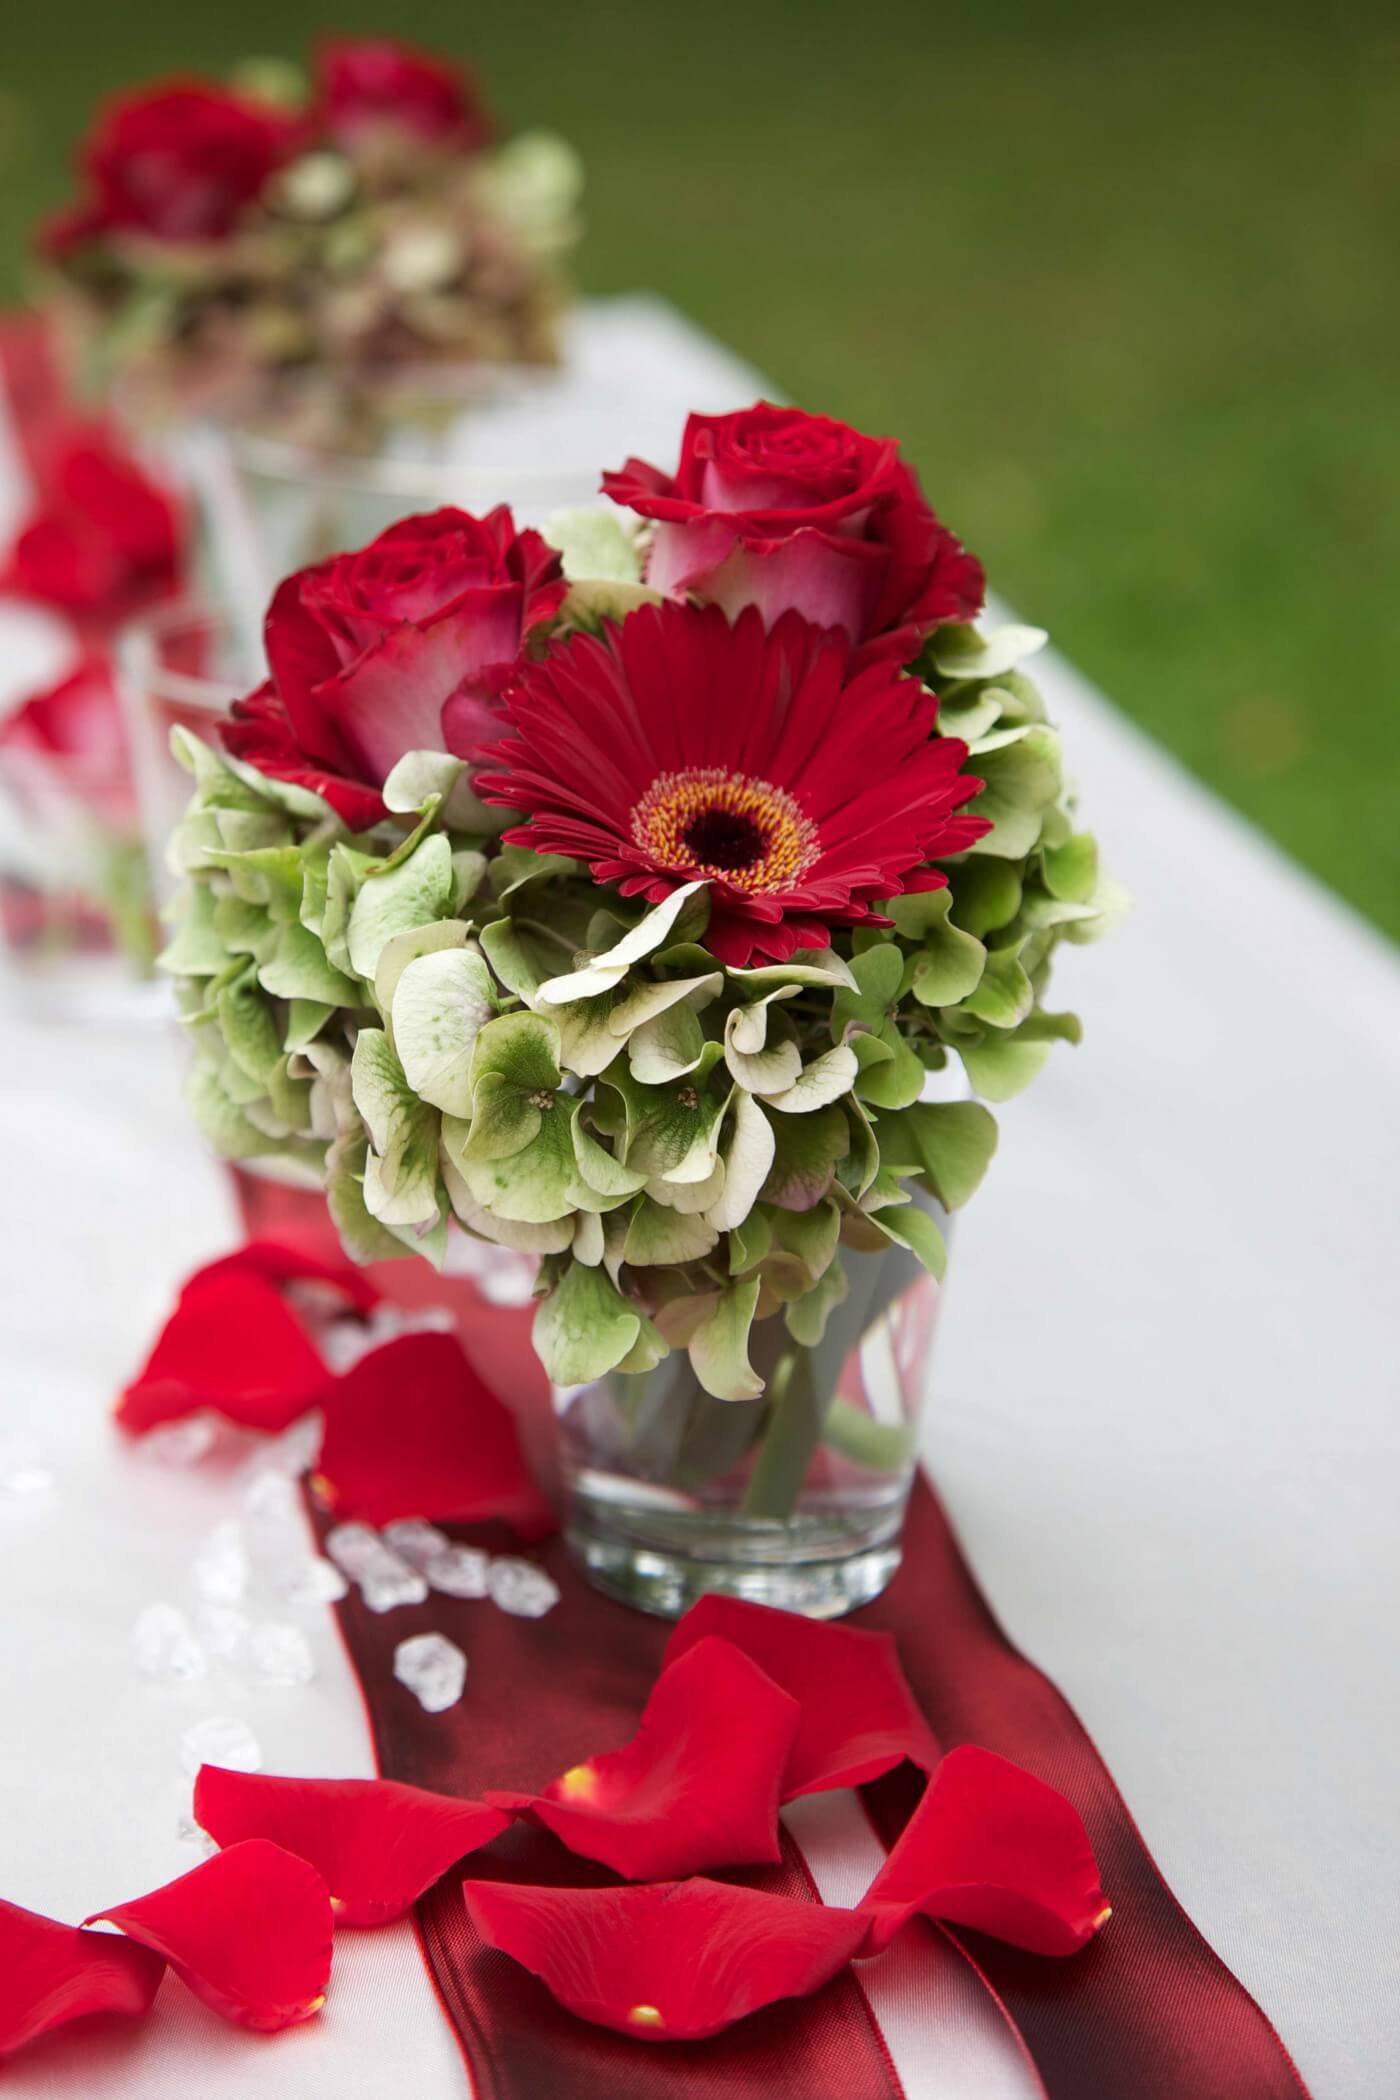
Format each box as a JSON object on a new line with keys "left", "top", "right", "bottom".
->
{"left": 487, "top": 1636, "right": 800, "bottom": 1880}
{"left": 859, "top": 1744, "right": 1110, "bottom": 1956}
{"left": 193, "top": 1768, "right": 508, "bottom": 1926}
{"left": 462, "top": 1876, "right": 869, "bottom": 2041}
{"left": 84, "top": 1840, "right": 333, "bottom": 2033}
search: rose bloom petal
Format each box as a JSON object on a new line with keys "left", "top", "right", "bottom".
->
{"left": 116, "top": 1241, "right": 374, "bottom": 1435}
{"left": 193, "top": 1768, "right": 509, "bottom": 1926}
{"left": 488, "top": 1636, "right": 800, "bottom": 1881}
{"left": 462, "top": 1877, "right": 869, "bottom": 2041}
{"left": 314, "top": 1330, "right": 556, "bottom": 1539}
{"left": 859, "top": 1745, "right": 1110, "bottom": 1957}
{"left": 0, "top": 1899, "right": 164, "bottom": 2062}
{"left": 663, "top": 1596, "right": 938, "bottom": 1797}
{"left": 85, "top": 1840, "right": 333, "bottom": 2033}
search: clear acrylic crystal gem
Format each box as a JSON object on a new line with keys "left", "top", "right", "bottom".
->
{"left": 175, "top": 1810, "right": 218, "bottom": 1857}
{"left": 393, "top": 1632, "right": 466, "bottom": 1713}
{"left": 180, "top": 1713, "right": 261, "bottom": 1778}
{"left": 271, "top": 1554, "right": 348, "bottom": 1607}
{"left": 138, "top": 1415, "right": 219, "bottom": 1467}
{"left": 195, "top": 1604, "right": 251, "bottom": 1664}
{"left": 487, "top": 1559, "right": 560, "bottom": 1619}
{"left": 249, "top": 1622, "right": 316, "bottom": 1686}
{"left": 381, "top": 1518, "right": 450, "bottom": 1567}
{"left": 326, "top": 1522, "right": 428, "bottom": 1611}
{"left": 192, "top": 1520, "right": 249, "bottom": 1603}
{"left": 132, "top": 1603, "right": 207, "bottom": 1681}
{"left": 426, "top": 1544, "right": 491, "bottom": 1599}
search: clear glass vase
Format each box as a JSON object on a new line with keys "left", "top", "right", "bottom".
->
{"left": 232, "top": 1164, "right": 946, "bottom": 1620}
{"left": 558, "top": 1219, "right": 945, "bottom": 1619}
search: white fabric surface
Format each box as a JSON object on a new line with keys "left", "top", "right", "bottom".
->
{"left": 1, "top": 298, "right": 1397, "bottom": 2099}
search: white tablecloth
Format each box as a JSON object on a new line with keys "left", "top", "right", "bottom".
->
{"left": 1, "top": 300, "right": 1396, "bottom": 2100}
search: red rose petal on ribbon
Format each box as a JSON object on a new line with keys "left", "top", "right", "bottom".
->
{"left": 116, "top": 1241, "right": 377, "bottom": 1436}
{"left": 314, "top": 1330, "right": 556, "bottom": 1539}
{"left": 859, "top": 1745, "right": 1110, "bottom": 1956}
{"left": 193, "top": 1768, "right": 508, "bottom": 1926}
{"left": 85, "top": 1840, "right": 333, "bottom": 2033}
{"left": 663, "top": 1595, "right": 938, "bottom": 1797}
{"left": 488, "top": 1636, "right": 800, "bottom": 1880}
{"left": 0, "top": 1899, "right": 164, "bottom": 2061}
{"left": 462, "top": 1877, "right": 869, "bottom": 2041}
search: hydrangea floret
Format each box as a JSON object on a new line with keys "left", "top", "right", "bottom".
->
{"left": 160, "top": 405, "right": 1124, "bottom": 1403}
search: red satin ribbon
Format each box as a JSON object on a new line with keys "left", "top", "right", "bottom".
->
{"left": 318, "top": 1464, "right": 1311, "bottom": 2100}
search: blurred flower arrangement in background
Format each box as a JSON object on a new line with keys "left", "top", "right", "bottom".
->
{"left": 36, "top": 37, "right": 584, "bottom": 441}
{"left": 0, "top": 362, "right": 185, "bottom": 971}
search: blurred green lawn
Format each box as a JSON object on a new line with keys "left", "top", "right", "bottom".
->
{"left": 2, "top": 0, "right": 1397, "bottom": 936}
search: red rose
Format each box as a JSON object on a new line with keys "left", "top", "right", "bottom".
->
{"left": 44, "top": 79, "right": 296, "bottom": 251}
{"left": 317, "top": 38, "right": 493, "bottom": 152}
{"left": 220, "top": 506, "right": 565, "bottom": 826}
{"left": 2, "top": 420, "right": 183, "bottom": 629}
{"left": 602, "top": 403, "right": 985, "bottom": 667}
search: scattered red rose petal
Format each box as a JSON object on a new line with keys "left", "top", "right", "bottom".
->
{"left": 116, "top": 1241, "right": 376, "bottom": 1435}
{"left": 313, "top": 1330, "right": 557, "bottom": 1539}
{"left": 663, "top": 1595, "right": 938, "bottom": 1797}
{"left": 488, "top": 1636, "right": 800, "bottom": 1880}
{"left": 85, "top": 1840, "right": 333, "bottom": 2033}
{"left": 859, "top": 1745, "right": 1110, "bottom": 1956}
{"left": 193, "top": 1767, "right": 509, "bottom": 1926}
{"left": 462, "top": 1876, "right": 869, "bottom": 2041}
{"left": 0, "top": 1899, "right": 165, "bottom": 2061}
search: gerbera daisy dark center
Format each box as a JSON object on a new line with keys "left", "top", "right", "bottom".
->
{"left": 630, "top": 767, "right": 819, "bottom": 893}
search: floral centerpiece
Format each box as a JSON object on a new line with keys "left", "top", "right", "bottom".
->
{"left": 159, "top": 403, "right": 1122, "bottom": 1614}
{"left": 36, "top": 38, "right": 583, "bottom": 440}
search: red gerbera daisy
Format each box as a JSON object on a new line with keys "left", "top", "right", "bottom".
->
{"left": 475, "top": 601, "right": 989, "bottom": 967}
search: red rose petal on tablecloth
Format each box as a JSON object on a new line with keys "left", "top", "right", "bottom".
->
{"left": 859, "top": 1745, "right": 1110, "bottom": 1956}
{"left": 313, "top": 1330, "right": 557, "bottom": 1539}
{"left": 462, "top": 1877, "right": 869, "bottom": 2042}
{"left": 0, "top": 1899, "right": 165, "bottom": 2061}
{"left": 193, "top": 1768, "right": 509, "bottom": 1926}
{"left": 663, "top": 1595, "right": 938, "bottom": 1797}
{"left": 487, "top": 1637, "right": 800, "bottom": 1880}
{"left": 116, "top": 1241, "right": 377, "bottom": 1435}
{"left": 85, "top": 1840, "right": 333, "bottom": 2033}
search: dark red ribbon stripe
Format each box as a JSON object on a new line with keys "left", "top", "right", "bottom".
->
{"left": 319, "top": 1465, "right": 1311, "bottom": 2100}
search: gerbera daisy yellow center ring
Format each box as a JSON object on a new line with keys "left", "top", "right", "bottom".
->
{"left": 630, "top": 767, "right": 820, "bottom": 893}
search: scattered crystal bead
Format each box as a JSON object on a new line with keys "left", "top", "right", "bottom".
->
{"left": 132, "top": 1603, "right": 206, "bottom": 1681}
{"left": 175, "top": 1810, "right": 218, "bottom": 1857}
{"left": 271, "top": 1554, "right": 348, "bottom": 1607}
{"left": 426, "top": 1544, "right": 491, "bottom": 1599}
{"left": 249, "top": 1622, "right": 316, "bottom": 1686}
{"left": 138, "top": 1415, "right": 218, "bottom": 1467}
{"left": 487, "top": 1559, "right": 560, "bottom": 1619}
{"left": 393, "top": 1632, "right": 467, "bottom": 1713}
{"left": 192, "top": 1520, "right": 249, "bottom": 1602}
{"left": 195, "top": 1604, "right": 251, "bottom": 1664}
{"left": 326, "top": 1521, "right": 428, "bottom": 1611}
{"left": 381, "top": 1518, "right": 450, "bottom": 1568}
{"left": 249, "top": 1411, "right": 323, "bottom": 1480}
{"left": 180, "top": 1714, "right": 261, "bottom": 1778}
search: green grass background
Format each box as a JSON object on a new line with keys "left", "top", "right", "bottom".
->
{"left": 2, "top": 0, "right": 1396, "bottom": 936}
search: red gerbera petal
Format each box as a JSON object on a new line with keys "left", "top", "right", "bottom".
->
{"left": 663, "top": 1596, "right": 938, "bottom": 1798}
{"left": 116, "top": 1241, "right": 374, "bottom": 1436}
{"left": 477, "top": 600, "right": 988, "bottom": 968}
{"left": 0, "top": 1899, "right": 164, "bottom": 2062}
{"left": 488, "top": 1636, "right": 800, "bottom": 1880}
{"left": 193, "top": 1768, "right": 508, "bottom": 1926}
{"left": 462, "top": 1877, "right": 869, "bottom": 2041}
{"left": 313, "top": 1330, "right": 557, "bottom": 1539}
{"left": 859, "top": 1745, "right": 1110, "bottom": 1956}
{"left": 85, "top": 1840, "right": 333, "bottom": 2033}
